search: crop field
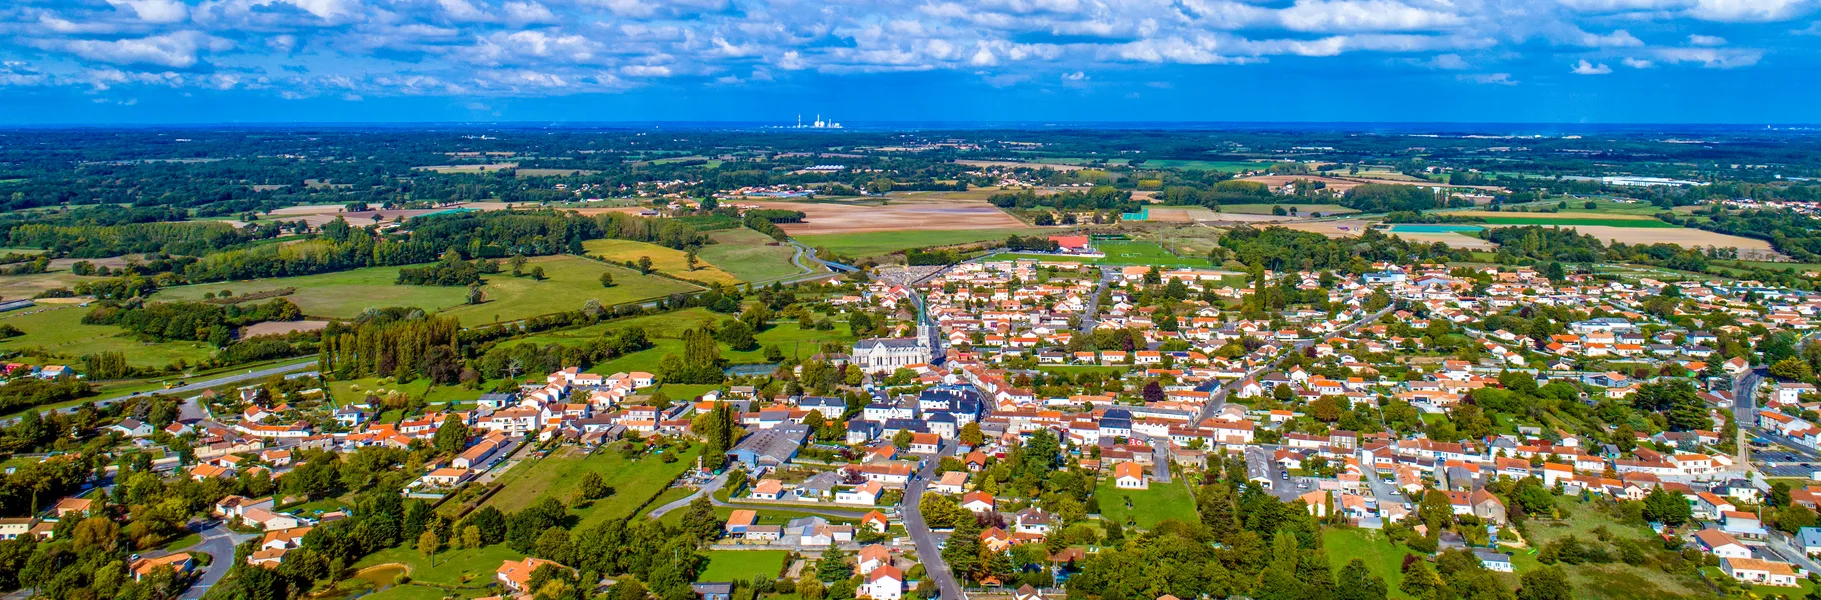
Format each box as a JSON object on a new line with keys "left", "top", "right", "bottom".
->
{"left": 1136, "top": 159, "right": 1261, "bottom": 172}
{"left": 0, "top": 304, "right": 217, "bottom": 368}
{"left": 1475, "top": 216, "right": 1677, "bottom": 228}
{"left": 795, "top": 228, "right": 1045, "bottom": 258}
{"left": 696, "top": 229, "right": 806, "bottom": 283}
{"left": 156, "top": 255, "right": 698, "bottom": 325}
{"left": 1094, "top": 241, "right": 1214, "bottom": 267}
{"left": 1095, "top": 476, "right": 1198, "bottom": 529}
{"left": 583, "top": 239, "right": 741, "bottom": 285}
{"left": 752, "top": 195, "right": 1034, "bottom": 236}
{"left": 0, "top": 270, "right": 104, "bottom": 300}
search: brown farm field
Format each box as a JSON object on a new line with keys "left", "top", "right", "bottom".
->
{"left": 1238, "top": 174, "right": 1506, "bottom": 193}
{"left": 751, "top": 194, "right": 1029, "bottom": 235}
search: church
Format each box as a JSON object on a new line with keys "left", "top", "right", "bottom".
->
{"left": 852, "top": 321, "right": 941, "bottom": 373}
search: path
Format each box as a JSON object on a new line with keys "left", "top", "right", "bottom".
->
{"left": 650, "top": 471, "right": 726, "bottom": 519}
{"left": 182, "top": 521, "right": 256, "bottom": 600}
{"left": 903, "top": 442, "right": 964, "bottom": 600}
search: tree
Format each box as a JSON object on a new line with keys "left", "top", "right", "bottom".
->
{"left": 461, "top": 525, "right": 481, "bottom": 549}
{"left": 1517, "top": 566, "right": 1572, "bottom": 600}
{"left": 417, "top": 530, "right": 440, "bottom": 567}
{"left": 818, "top": 546, "right": 853, "bottom": 582}
{"left": 576, "top": 472, "right": 613, "bottom": 503}
{"left": 530, "top": 266, "right": 546, "bottom": 280}
{"left": 681, "top": 496, "right": 721, "bottom": 543}
{"left": 1642, "top": 486, "right": 1691, "bottom": 526}
{"left": 1771, "top": 357, "right": 1815, "bottom": 382}
{"left": 600, "top": 272, "right": 616, "bottom": 287}
{"left": 959, "top": 423, "right": 984, "bottom": 446}
{"left": 432, "top": 414, "right": 469, "bottom": 454}
{"left": 717, "top": 320, "right": 759, "bottom": 351}
{"left": 638, "top": 256, "right": 654, "bottom": 274}
{"left": 686, "top": 251, "right": 701, "bottom": 271}
{"left": 466, "top": 283, "right": 485, "bottom": 305}
{"left": 1335, "top": 558, "right": 1388, "bottom": 600}
{"left": 943, "top": 514, "right": 983, "bottom": 582}
{"left": 1399, "top": 560, "right": 1441, "bottom": 598}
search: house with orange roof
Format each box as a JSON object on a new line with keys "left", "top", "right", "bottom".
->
{"left": 497, "top": 557, "right": 568, "bottom": 592}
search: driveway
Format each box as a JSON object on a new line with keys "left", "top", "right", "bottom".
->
{"left": 903, "top": 442, "right": 965, "bottom": 600}
{"left": 182, "top": 521, "right": 255, "bottom": 600}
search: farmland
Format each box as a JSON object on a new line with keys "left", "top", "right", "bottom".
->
{"left": 583, "top": 238, "right": 741, "bottom": 285}
{"left": 755, "top": 195, "right": 1032, "bottom": 236}
{"left": 1218, "top": 203, "right": 1356, "bottom": 216}
{"left": 795, "top": 228, "right": 1045, "bottom": 259}
{"left": 155, "top": 255, "right": 699, "bottom": 326}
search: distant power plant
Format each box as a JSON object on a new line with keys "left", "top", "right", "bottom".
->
{"left": 793, "top": 114, "right": 843, "bottom": 129}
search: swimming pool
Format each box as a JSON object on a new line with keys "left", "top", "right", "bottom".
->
{"left": 1387, "top": 224, "right": 1485, "bottom": 233}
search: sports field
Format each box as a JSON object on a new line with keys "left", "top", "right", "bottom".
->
{"left": 0, "top": 304, "right": 217, "bottom": 368}
{"left": 1094, "top": 241, "right": 1214, "bottom": 267}
{"left": 155, "top": 255, "right": 698, "bottom": 325}
{"left": 584, "top": 239, "right": 740, "bottom": 285}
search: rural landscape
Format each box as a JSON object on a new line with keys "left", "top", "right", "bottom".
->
{"left": 3, "top": 124, "right": 1821, "bottom": 600}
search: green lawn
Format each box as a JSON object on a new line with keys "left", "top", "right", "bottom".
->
{"left": 1095, "top": 476, "right": 1198, "bottom": 529}
{"left": 0, "top": 304, "right": 218, "bottom": 368}
{"left": 155, "top": 255, "right": 699, "bottom": 325}
{"left": 698, "top": 550, "right": 790, "bottom": 582}
{"left": 1322, "top": 528, "right": 1414, "bottom": 599}
{"left": 698, "top": 229, "right": 807, "bottom": 283}
{"left": 794, "top": 228, "right": 1047, "bottom": 258}
{"left": 1093, "top": 241, "right": 1214, "bottom": 268}
{"left": 347, "top": 543, "right": 524, "bottom": 598}
{"left": 481, "top": 444, "right": 699, "bottom": 530}
{"left": 583, "top": 238, "right": 740, "bottom": 285}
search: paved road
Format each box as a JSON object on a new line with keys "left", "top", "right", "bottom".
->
{"left": 1151, "top": 438, "right": 1172, "bottom": 484}
{"left": 182, "top": 521, "right": 255, "bottom": 600}
{"left": 1079, "top": 268, "right": 1112, "bottom": 333}
{"left": 903, "top": 442, "right": 964, "bottom": 600}
{"left": 650, "top": 472, "right": 726, "bottom": 518}
{"left": 1, "top": 359, "right": 318, "bottom": 426}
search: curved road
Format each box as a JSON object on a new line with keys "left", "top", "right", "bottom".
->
{"left": 1, "top": 359, "right": 318, "bottom": 426}
{"left": 181, "top": 521, "right": 255, "bottom": 600}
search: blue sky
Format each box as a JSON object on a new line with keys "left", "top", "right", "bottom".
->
{"left": 1, "top": 0, "right": 1819, "bottom": 124}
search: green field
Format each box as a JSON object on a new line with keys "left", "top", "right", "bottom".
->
{"left": 1475, "top": 216, "right": 1676, "bottom": 228}
{"left": 1218, "top": 203, "right": 1356, "bottom": 216}
{"left": 1094, "top": 241, "right": 1214, "bottom": 268}
{"left": 1322, "top": 529, "right": 1415, "bottom": 599}
{"left": 698, "top": 550, "right": 790, "bottom": 582}
{"left": 511, "top": 307, "right": 856, "bottom": 378}
{"left": 794, "top": 228, "right": 1046, "bottom": 258}
{"left": 1136, "top": 160, "right": 1262, "bottom": 172}
{"left": 583, "top": 238, "right": 740, "bottom": 285}
{"left": 0, "top": 304, "right": 218, "bottom": 368}
{"left": 1510, "top": 500, "right": 1709, "bottom": 599}
{"left": 1094, "top": 476, "right": 1198, "bottom": 530}
{"left": 346, "top": 543, "right": 525, "bottom": 599}
{"left": 697, "top": 229, "right": 806, "bottom": 283}
{"left": 481, "top": 444, "right": 699, "bottom": 530}
{"left": 155, "top": 255, "right": 699, "bottom": 325}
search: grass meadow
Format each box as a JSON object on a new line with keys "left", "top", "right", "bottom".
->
{"left": 480, "top": 444, "right": 699, "bottom": 530}
{"left": 155, "top": 255, "right": 699, "bottom": 325}
{"left": 1094, "top": 476, "right": 1199, "bottom": 530}
{"left": 0, "top": 304, "right": 218, "bottom": 368}
{"left": 697, "top": 229, "right": 806, "bottom": 283}
{"left": 583, "top": 238, "right": 741, "bottom": 285}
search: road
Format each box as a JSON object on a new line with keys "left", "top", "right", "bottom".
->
{"left": 1151, "top": 439, "right": 1172, "bottom": 484}
{"left": 650, "top": 471, "right": 727, "bottom": 518}
{"left": 1079, "top": 268, "right": 1112, "bottom": 333}
{"left": 903, "top": 441, "right": 964, "bottom": 600}
{"left": 182, "top": 521, "right": 254, "bottom": 600}
{"left": 1, "top": 359, "right": 318, "bottom": 426}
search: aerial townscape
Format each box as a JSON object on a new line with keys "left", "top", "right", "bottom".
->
{"left": 6, "top": 3, "right": 1821, "bottom": 598}
{"left": 3, "top": 127, "right": 1821, "bottom": 600}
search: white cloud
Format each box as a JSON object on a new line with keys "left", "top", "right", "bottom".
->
{"left": 1277, "top": 0, "right": 1467, "bottom": 33}
{"left": 1061, "top": 70, "right": 1087, "bottom": 81}
{"left": 1688, "top": 0, "right": 1812, "bottom": 21}
{"left": 1688, "top": 34, "right": 1728, "bottom": 44}
{"left": 106, "top": 0, "right": 191, "bottom": 24}
{"left": 40, "top": 31, "right": 231, "bottom": 69}
{"left": 503, "top": 2, "right": 559, "bottom": 25}
{"left": 1796, "top": 20, "right": 1821, "bottom": 33}
{"left": 1655, "top": 46, "right": 1763, "bottom": 67}
{"left": 1622, "top": 56, "right": 1655, "bottom": 67}
{"left": 1425, "top": 53, "right": 1469, "bottom": 69}
{"left": 1571, "top": 59, "right": 1612, "bottom": 74}
{"left": 1460, "top": 72, "right": 1517, "bottom": 84}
